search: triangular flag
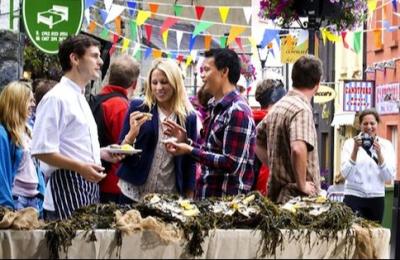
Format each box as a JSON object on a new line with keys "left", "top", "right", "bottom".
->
{"left": 177, "top": 55, "right": 184, "bottom": 63}
{"left": 383, "top": 20, "right": 397, "bottom": 32}
{"left": 185, "top": 55, "right": 193, "bottom": 67}
{"left": 243, "top": 7, "right": 252, "bottom": 24}
{"left": 153, "top": 49, "right": 162, "bottom": 58}
{"left": 341, "top": 31, "right": 349, "bottom": 49}
{"left": 325, "top": 30, "right": 340, "bottom": 42}
{"left": 170, "top": 51, "right": 177, "bottom": 59}
{"left": 367, "top": 0, "right": 377, "bottom": 14}
{"left": 100, "top": 27, "right": 109, "bottom": 39}
{"left": 393, "top": 0, "right": 398, "bottom": 12}
{"left": 260, "top": 29, "right": 280, "bottom": 48}
{"left": 145, "top": 47, "right": 152, "bottom": 59}
{"left": 112, "top": 33, "right": 119, "bottom": 44}
{"left": 372, "top": 29, "right": 382, "bottom": 49}
{"left": 321, "top": 28, "right": 327, "bottom": 45}
{"left": 195, "top": 6, "right": 205, "bottom": 20}
{"left": 219, "top": 7, "right": 230, "bottom": 23}
{"left": 104, "top": 0, "right": 113, "bottom": 11}
{"left": 133, "top": 44, "right": 140, "bottom": 58}
{"left": 130, "top": 20, "right": 137, "bottom": 40}
{"left": 105, "top": 4, "right": 125, "bottom": 24}
{"left": 189, "top": 35, "right": 196, "bottom": 52}
{"left": 160, "top": 17, "right": 178, "bottom": 34}
{"left": 193, "top": 21, "right": 213, "bottom": 37}
{"left": 162, "top": 30, "right": 169, "bottom": 48}
{"left": 235, "top": 37, "right": 244, "bottom": 51}
{"left": 115, "top": 16, "right": 121, "bottom": 35}
{"left": 88, "top": 20, "right": 96, "bottom": 33}
{"left": 149, "top": 3, "right": 159, "bottom": 18}
{"left": 122, "top": 38, "right": 130, "bottom": 53}
{"left": 204, "top": 35, "right": 212, "bottom": 50}
{"left": 176, "top": 30, "right": 183, "bottom": 49}
{"left": 85, "top": 0, "right": 96, "bottom": 9}
{"left": 173, "top": 4, "right": 183, "bottom": 16}
{"left": 84, "top": 8, "right": 90, "bottom": 23}
{"left": 99, "top": 9, "right": 108, "bottom": 24}
{"left": 134, "top": 49, "right": 141, "bottom": 60}
{"left": 145, "top": 24, "right": 153, "bottom": 44}
{"left": 219, "top": 35, "right": 227, "bottom": 48}
{"left": 353, "top": 31, "right": 361, "bottom": 54}
{"left": 109, "top": 34, "right": 119, "bottom": 56}
{"left": 136, "top": 10, "right": 151, "bottom": 26}
{"left": 227, "top": 25, "right": 246, "bottom": 45}
{"left": 109, "top": 44, "right": 116, "bottom": 56}
{"left": 127, "top": 1, "right": 136, "bottom": 16}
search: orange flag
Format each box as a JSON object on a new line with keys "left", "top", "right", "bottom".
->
{"left": 115, "top": 16, "right": 121, "bottom": 35}
{"left": 204, "top": 35, "right": 212, "bottom": 50}
{"left": 373, "top": 29, "right": 382, "bottom": 49}
{"left": 149, "top": 3, "right": 159, "bottom": 18}
{"left": 88, "top": 21, "right": 96, "bottom": 33}
{"left": 153, "top": 48, "right": 162, "bottom": 58}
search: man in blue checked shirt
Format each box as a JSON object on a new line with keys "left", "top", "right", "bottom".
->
{"left": 162, "top": 48, "right": 256, "bottom": 199}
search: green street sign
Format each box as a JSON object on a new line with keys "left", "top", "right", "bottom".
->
{"left": 23, "top": 0, "right": 84, "bottom": 54}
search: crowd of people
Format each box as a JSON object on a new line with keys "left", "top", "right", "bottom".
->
{"left": 0, "top": 34, "right": 395, "bottom": 224}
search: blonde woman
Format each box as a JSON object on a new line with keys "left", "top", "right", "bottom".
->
{"left": 0, "top": 81, "right": 44, "bottom": 211}
{"left": 117, "top": 58, "right": 197, "bottom": 202}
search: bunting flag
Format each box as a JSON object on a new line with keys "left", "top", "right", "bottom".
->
{"left": 219, "top": 6, "right": 230, "bottom": 23}
{"left": 122, "top": 38, "right": 130, "bottom": 53}
{"left": 260, "top": 29, "right": 280, "bottom": 48}
{"left": 127, "top": 1, "right": 136, "bottom": 16}
{"left": 145, "top": 47, "right": 152, "bottom": 59}
{"left": 321, "top": 29, "right": 340, "bottom": 42}
{"left": 321, "top": 28, "right": 327, "bottom": 45}
{"left": 162, "top": 30, "right": 169, "bottom": 48}
{"left": 85, "top": 0, "right": 96, "bottom": 9}
{"left": 109, "top": 34, "right": 119, "bottom": 56}
{"left": 153, "top": 48, "right": 162, "bottom": 58}
{"left": 227, "top": 25, "right": 246, "bottom": 45}
{"left": 173, "top": 4, "right": 183, "bottom": 16}
{"left": 185, "top": 55, "right": 193, "bottom": 67}
{"left": 134, "top": 49, "right": 142, "bottom": 60}
{"left": 149, "top": 3, "right": 159, "bottom": 18}
{"left": 115, "top": 16, "right": 121, "bottom": 35}
{"left": 105, "top": 4, "right": 125, "bottom": 24}
{"left": 195, "top": 6, "right": 205, "bottom": 20}
{"left": 353, "top": 31, "right": 361, "bottom": 54}
{"left": 193, "top": 21, "right": 213, "bottom": 37}
{"left": 383, "top": 20, "right": 397, "bottom": 32}
{"left": 235, "top": 37, "right": 244, "bottom": 51}
{"left": 130, "top": 20, "right": 137, "bottom": 40}
{"left": 145, "top": 24, "right": 153, "bottom": 43}
{"left": 204, "top": 35, "right": 212, "bottom": 50}
{"left": 341, "top": 31, "right": 349, "bottom": 49}
{"left": 393, "top": 0, "right": 398, "bottom": 12}
{"left": 160, "top": 17, "right": 178, "bottom": 34}
{"left": 176, "top": 30, "right": 183, "bottom": 49}
{"left": 170, "top": 51, "right": 177, "bottom": 59}
{"left": 243, "top": 7, "right": 252, "bottom": 24}
{"left": 136, "top": 10, "right": 151, "bottom": 26}
{"left": 100, "top": 27, "right": 109, "bottom": 39}
{"left": 104, "top": 0, "right": 113, "bottom": 11}
{"left": 177, "top": 54, "right": 184, "bottom": 63}
{"left": 219, "top": 35, "right": 227, "bottom": 48}
{"left": 99, "top": 9, "right": 108, "bottom": 24}
{"left": 373, "top": 29, "right": 382, "bottom": 49}
{"left": 189, "top": 34, "right": 196, "bottom": 52}
{"left": 88, "top": 20, "right": 96, "bottom": 33}
{"left": 367, "top": 0, "right": 377, "bottom": 14}
{"left": 133, "top": 44, "right": 141, "bottom": 59}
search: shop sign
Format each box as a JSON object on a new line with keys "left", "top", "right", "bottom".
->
{"left": 280, "top": 33, "right": 308, "bottom": 64}
{"left": 23, "top": 0, "right": 84, "bottom": 54}
{"left": 314, "top": 85, "right": 336, "bottom": 103}
{"left": 343, "top": 80, "right": 374, "bottom": 112}
{"left": 375, "top": 83, "right": 400, "bottom": 114}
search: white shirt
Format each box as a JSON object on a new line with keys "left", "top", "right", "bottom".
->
{"left": 340, "top": 137, "right": 396, "bottom": 198}
{"left": 31, "top": 76, "right": 101, "bottom": 210}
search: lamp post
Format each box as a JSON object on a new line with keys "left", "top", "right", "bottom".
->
{"left": 256, "top": 44, "right": 269, "bottom": 79}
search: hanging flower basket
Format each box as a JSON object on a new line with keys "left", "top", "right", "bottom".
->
{"left": 258, "top": 0, "right": 368, "bottom": 32}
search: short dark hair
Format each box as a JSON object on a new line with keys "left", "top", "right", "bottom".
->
{"left": 108, "top": 55, "right": 140, "bottom": 88}
{"left": 204, "top": 48, "right": 241, "bottom": 85}
{"left": 58, "top": 34, "right": 100, "bottom": 72}
{"left": 255, "top": 79, "right": 286, "bottom": 108}
{"left": 291, "top": 55, "right": 323, "bottom": 89}
{"left": 32, "top": 79, "right": 57, "bottom": 105}
{"left": 359, "top": 108, "right": 380, "bottom": 124}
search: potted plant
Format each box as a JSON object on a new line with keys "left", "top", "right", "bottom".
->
{"left": 258, "top": 0, "right": 368, "bottom": 32}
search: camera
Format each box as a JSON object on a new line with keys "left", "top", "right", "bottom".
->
{"left": 361, "top": 133, "right": 374, "bottom": 150}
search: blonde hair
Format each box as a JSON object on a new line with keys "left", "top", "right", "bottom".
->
{"left": 144, "top": 58, "right": 194, "bottom": 126}
{"left": 0, "top": 81, "right": 32, "bottom": 147}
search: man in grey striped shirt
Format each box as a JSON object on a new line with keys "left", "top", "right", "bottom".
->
{"left": 256, "top": 55, "right": 322, "bottom": 204}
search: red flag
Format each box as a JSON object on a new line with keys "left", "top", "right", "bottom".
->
{"left": 235, "top": 37, "right": 244, "bottom": 51}
{"left": 145, "top": 24, "right": 153, "bottom": 44}
{"left": 195, "top": 6, "right": 205, "bottom": 20}
{"left": 341, "top": 31, "right": 349, "bottom": 49}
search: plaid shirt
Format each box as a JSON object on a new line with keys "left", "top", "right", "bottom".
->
{"left": 192, "top": 90, "right": 256, "bottom": 199}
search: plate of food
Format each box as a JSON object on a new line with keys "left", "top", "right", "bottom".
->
{"left": 105, "top": 144, "right": 142, "bottom": 155}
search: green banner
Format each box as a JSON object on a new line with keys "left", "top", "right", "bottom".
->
{"left": 23, "top": 0, "right": 84, "bottom": 54}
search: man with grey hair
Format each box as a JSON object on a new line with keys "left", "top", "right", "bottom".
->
{"left": 92, "top": 54, "right": 140, "bottom": 203}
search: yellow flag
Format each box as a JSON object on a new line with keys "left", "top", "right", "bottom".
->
{"left": 185, "top": 55, "right": 193, "bottom": 67}
{"left": 162, "top": 30, "right": 169, "bottom": 48}
{"left": 122, "top": 38, "right": 130, "bottom": 53}
{"left": 227, "top": 26, "right": 246, "bottom": 45}
{"left": 137, "top": 10, "right": 151, "bottom": 26}
{"left": 219, "top": 6, "right": 230, "bottom": 23}
{"left": 320, "top": 28, "right": 327, "bottom": 45}
{"left": 367, "top": 0, "right": 377, "bottom": 13}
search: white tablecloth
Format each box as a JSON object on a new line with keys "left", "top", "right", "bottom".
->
{"left": 0, "top": 227, "right": 390, "bottom": 259}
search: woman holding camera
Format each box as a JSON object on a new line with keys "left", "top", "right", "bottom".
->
{"left": 340, "top": 108, "right": 396, "bottom": 223}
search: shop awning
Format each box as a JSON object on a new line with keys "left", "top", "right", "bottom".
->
{"left": 330, "top": 112, "right": 356, "bottom": 127}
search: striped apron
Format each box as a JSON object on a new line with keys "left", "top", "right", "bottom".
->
{"left": 50, "top": 169, "right": 99, "bottom": 220}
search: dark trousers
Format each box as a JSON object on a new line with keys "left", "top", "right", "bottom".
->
{"left": 100, "top": 192, "right": 120, "bottom": 204}
{"left": 343, "top": 195, "right": 384, "bottom": 223}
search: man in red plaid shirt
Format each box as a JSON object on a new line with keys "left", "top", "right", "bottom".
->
{"left": 163, "top": 48, "right": 256, "bottom": 199}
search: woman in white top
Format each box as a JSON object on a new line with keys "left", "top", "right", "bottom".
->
{"left": 340, "top": 108, "right": 396, "bottom": 223}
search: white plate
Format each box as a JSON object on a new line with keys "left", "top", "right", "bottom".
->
{"left": 105, "top": 147, "right": 142, "bottom": 155}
